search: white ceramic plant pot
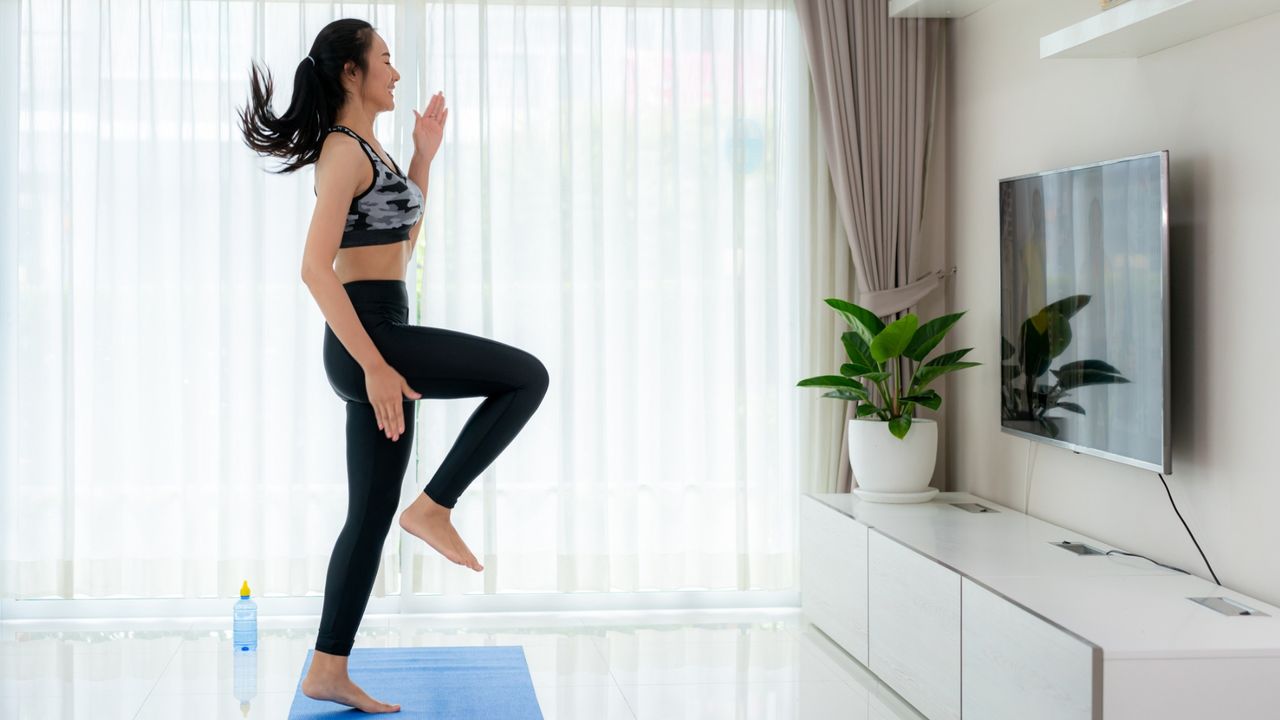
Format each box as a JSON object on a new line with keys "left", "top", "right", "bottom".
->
{"left": 847, "top": 418, "right": 939, "bottom": 503}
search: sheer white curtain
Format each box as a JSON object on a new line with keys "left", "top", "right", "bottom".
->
{"left": 0, "top": 0, "right": 828, "bottom": 605}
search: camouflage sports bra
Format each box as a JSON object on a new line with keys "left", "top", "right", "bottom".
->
{"left": 317, "top": 125, "right": 424, "bottom": 248}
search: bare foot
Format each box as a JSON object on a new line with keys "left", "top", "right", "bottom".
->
{"left": 399, "top": 494, "right": 484, "bottom": 572}
{"left": 301, "top": 673, "right": 400, "bottom": 713}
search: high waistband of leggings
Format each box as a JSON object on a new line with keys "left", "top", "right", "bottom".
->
{"left": 341, "top": 279, "right": 407, "bottom": 308}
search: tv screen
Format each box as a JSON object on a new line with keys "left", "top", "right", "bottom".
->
{"left": 999, "top": 150, "right": 1170, "bottom": 473}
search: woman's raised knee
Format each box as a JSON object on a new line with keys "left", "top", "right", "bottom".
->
{"left": 520, "top": 353, "right": 549, "bottom": 394}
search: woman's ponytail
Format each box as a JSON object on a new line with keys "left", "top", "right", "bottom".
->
{"left": 237, "top": 18, "right": 374, "bottom": 173}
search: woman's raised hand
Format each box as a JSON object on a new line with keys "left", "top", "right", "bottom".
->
{"left": 364, "top": 362, "right": 422, "bottom": 441}
{"left": 412, "top": 92, "right": 448, "bottom": 162}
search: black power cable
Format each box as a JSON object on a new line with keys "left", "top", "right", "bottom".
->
{"left": 1018, "top": 440, "right": 1218, "bottom": 585}
{"left": 1158, "top": 472, "right": 1221, "bottom": 586}
{"left": 1102, "top": 549, "right": 1189, "bottom": 576}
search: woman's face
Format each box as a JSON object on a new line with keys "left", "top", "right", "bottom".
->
{"left": 359, "top": 32, "right": 400, "bottom": 113}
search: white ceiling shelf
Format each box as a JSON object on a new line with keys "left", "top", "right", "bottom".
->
{"left": 1040, "top": 0, "right": 1280, "bottom": 59}
{"left": 888, "top": 0, "right": 999, "bottom": 18}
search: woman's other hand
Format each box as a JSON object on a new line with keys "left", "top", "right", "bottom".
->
{"left": 412, "top": 92, "right": 447, "bottom": 162}
{"left": 364, "top": 362, "right": 422, "bottom": 441}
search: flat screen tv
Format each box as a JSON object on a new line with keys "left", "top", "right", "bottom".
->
{"left": 999, "top": 150, "right": 1170, "bottom": 473}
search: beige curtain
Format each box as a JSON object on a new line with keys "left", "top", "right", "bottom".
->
{"left": 799, "top": 76, "right": 855, "bottom": 497}
{"left": 794, "top": 0, "right": 948, "bottom": 493}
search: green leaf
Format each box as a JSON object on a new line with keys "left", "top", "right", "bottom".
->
{"left": 1044, "top": 313, "right": 1073, "bottom": 359}
{"left": 1018, "top": 316, "right": 1054, "bottom": 379}
{"left": 912, "top": 350, "right": 975, "bottom": 391}
{"left": 900, "top": 390, "right": 942, "bottom": 411}
{"left": 1014, "top": 296, "right": 1093, "bottom": 381}
{"left": 904, "top": 312, "right": 965, "bottom": 362}
{"left": 1056, "top": 359, "right": 1122, "bottom": 376}
{"left": 841, "top": 362, "right": 878, "bottom": 378}
{"left": 889, "top": 414, "right": 913, "bottom": 439}
{"left": 861, "top": 371, "right": 893, "bottom": 383}
{"left": 826, "top": 298, "right": 885, "bottom": 345}
{"left": 925, "top": 348, "right": 973, "bottom": 367}
{"left": 870, "top": 314, "right": 919, "bottom": 364}
{"left": 1026, "top": 309, "right": 1074, "bottom": 363}
{"left": 797, "top": 374, "right": 863, "bottom": 387}
{"left": 823, "top": 390, "right": 867, "bottom": 402}
{"left": 1050, "top": 366, "right": 1131, "bottom": 391}
{"left": 912, "top": 362, "right": 982, "bottom": 390}
{"left": 1043, "top": 294, "right": 1091, "bottom": 320}
{"left": 855, "top": 403, "right": 882, "bottom": 418}
{"left": 798, "top": 375, "right": 869, "bottom": 394}
{"left": 841, "top": 331, "right": 878, "bottom": 371}
{"left": 1001, "top": 336, "right": 1016, "bottom": 361}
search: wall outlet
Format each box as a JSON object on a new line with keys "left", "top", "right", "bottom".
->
{"left": 1190, "top": 596, "right": 1270, "bottom": 617}
{"left": 1051, "top": 541, "right": 1105, "bottom": 556}
{"left": 950, "top": 503, "right": 997, "bottom": 514}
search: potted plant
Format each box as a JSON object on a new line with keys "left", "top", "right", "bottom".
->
{"left": 798, "top": 298, "right": 980, "bottom": 503}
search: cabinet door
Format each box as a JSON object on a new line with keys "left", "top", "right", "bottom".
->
{"left": 799, "top": 496, "right": 869, "bottom": 664}
{"left": 868, "top": 530, "right": 961, "bottom": 720}
{"left": 962, "top": 578, "right": 1098, "bottom": 720}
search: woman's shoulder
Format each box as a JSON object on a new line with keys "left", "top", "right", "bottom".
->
{"left": 321, "top": 126, "right": 362, "bottom": 150}
{"left": 314, "top": 129, "right": 374, "bottom": 197}
{"left": 317, "top": 128, "right": 370, "bottom": 167}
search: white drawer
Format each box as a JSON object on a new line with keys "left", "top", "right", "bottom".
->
{"left": 869, "top": 530, "right": 961, "bottom": 720}
{"left": 805, "top": 491, "right": 1280, "bottom": 720}
{"left": 799, "top": 496, "right": 869, "bottom": 664}
{"left": 962, "top": 578, "right": 1098, "bottom": 720}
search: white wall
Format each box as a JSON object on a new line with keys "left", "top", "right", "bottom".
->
{"left": 946, "top": 0, "right": 1280, "bottom": 604}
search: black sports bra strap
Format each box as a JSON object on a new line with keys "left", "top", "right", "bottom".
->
{"left": 328, "top": 125, "right": 377, "bottom": 160}
{"left": 328, "top": 125, "right": 402, "bottom": 176}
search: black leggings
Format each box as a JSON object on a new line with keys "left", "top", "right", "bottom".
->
{"left": 314, "top": 279, "right": 549, "bottom": 656}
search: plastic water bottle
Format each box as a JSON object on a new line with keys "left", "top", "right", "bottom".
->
{"left": 233, "top": 579, "right": 258, "bottom": 651}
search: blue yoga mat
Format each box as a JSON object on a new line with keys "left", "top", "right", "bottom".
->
{"left": 289, "top": 646, "right": 544, "bottom": 719}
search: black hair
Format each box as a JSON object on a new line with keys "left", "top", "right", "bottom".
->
{"left": 237, "top": 18, "right": 376, "bottom": 173}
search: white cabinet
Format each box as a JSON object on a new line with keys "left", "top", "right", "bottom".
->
{"left": 800, "top": 491, "right": 1280, "bottom": 720}
{"left": 962, "top": 578, "right": 1097, "bottom": 720}
{"left": 980, "top": 573, "right": 1280, "bottom": 720}
{"left": 799, "top": 494, "right": 869, "bottom": 664}
{"left": 869, "top": 532, "right": 961, "bottom": 720}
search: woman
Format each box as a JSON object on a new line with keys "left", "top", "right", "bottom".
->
{"left": 238, "top": 19, "right": 549, "bottom": 713}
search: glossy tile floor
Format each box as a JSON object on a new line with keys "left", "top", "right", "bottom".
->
{"left": 0, "top": 608, "right": 925, "bottom": 719}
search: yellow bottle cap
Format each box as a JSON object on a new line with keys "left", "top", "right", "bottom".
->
{"left": 240, "top": 580, "right": 251, "bottom": 598}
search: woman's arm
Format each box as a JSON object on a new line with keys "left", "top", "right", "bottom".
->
{"left": 407, "top": 93, "right": 447, "bottom": 260}
{"left": 405, "top": 152, "right": 429, "bottom": 258}
{"left": 301, "top": 135, "right": 388, "bottom": 373}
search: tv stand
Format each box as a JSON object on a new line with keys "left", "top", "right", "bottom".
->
{"left": 800, "top": 491, "right": 1280, "bottom": 719}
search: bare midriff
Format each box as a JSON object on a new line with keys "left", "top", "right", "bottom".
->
{"left": 334, "top": 240, "right": 413, "bottom": 284}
